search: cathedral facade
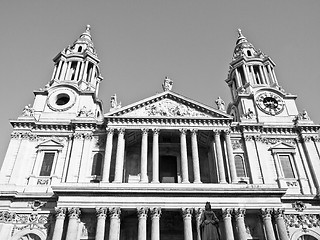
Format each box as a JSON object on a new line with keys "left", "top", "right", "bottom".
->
{"left": 0, "top": 26, "right": 319, "bottom": 240}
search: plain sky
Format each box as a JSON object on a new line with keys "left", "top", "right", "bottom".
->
{"left": 0, "top": 1, "right": 320, "bottom": 167}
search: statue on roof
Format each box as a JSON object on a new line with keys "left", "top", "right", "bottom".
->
{"left": 110, "top": 94, "right": 121, "bottom": 111}
{"left": 22, "top": 104, "right": 34, "bottom": 117}
{"left": 200, "top": 202, "right": 220, "bottom": 240}
{"left": 215, "top": 97, "right": 225, "bottom": 112}
{"left": 162, "top": 76, "right": 173, "bottom": 91}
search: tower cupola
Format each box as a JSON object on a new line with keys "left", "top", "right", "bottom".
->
{"left": 48, "top": 25, "right": 103, "bottom": 96}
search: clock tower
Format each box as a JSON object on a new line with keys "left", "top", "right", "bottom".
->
{"left": 226, "top": 29, "right": 300, "bottom": 124}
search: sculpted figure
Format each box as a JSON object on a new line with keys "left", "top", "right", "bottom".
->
{"left": 162, "top": 76, "right": 173, "bottom": 91}
{"left": 201, "top": 202, "right": 220, "bottom": 240}
{"left": 215, "top": 97, "right": 225, "bottom": 112}
{"left": 110, "top": 94, "right": 121, "bottom": 111}
{"left": 22, "top": 104, "right": 34, "bottom": 117}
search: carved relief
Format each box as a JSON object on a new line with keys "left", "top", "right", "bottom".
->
{"left": 284, "top": 214, "right": 320, "bottom": 228}
{"left": 0, "top": 211, "right": 16, "bottom": 223}
{"left": 77, "top": 106, "right": 94, "bottom": 117}
{"left": 232, "top": 139, "right": 243, "bottom": 150}
{"left": 292, "top": 201, "right": 306, "bottom": 212}
{"left": 21, "top": 104, "right": 35, "bottom": 117}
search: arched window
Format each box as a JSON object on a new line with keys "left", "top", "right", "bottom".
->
{"left": 19, "top": 233, "right": 41, "bottom": 240}
{"left": 298, "top": 235, "right": 317, "bottom": 240}
{"left": 247, "top": 50, "right": 252, "bottom": 56}
{"left": 234, "top": 155, "right": 246, "bottom": 178}
{"left": 78, "top": 46, "right": 82, "bottom": 52}
{"left": 91, "top": 153, "right": 103, "bottom": 176}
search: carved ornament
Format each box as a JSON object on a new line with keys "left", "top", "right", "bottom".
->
{"left": 232, "top": 139, "right": 243, "bottom": 150}
{"left": 96, "top": 207, "right": 107, "bottom": 219}
{"left": 108, "top": 207, "right": 121, "bottom": 219}
{"left": 284, "top": 214, "right": 320, "bottom": 228}
{"left": 182, "top": 208, "right": 193, "bottom": 219}
{"left": 234, "top": 208, "right": 246, "bottom": 218}
{"left": 292, "top": 201, "right": 306, "bottom": 212}
{"left": 150, "top": 207, "right": 161, "bottom": 219}
{"left": 261, "top": 208, "right": 273, "bottom": 219}
{"left": 77, "top": 106, "right": 94, "bottom": 117}
{"left": 68, "top": 207, "right": 81, "bottom": 219}
{"left": 55, "top": 207, "right": 67, "bottom": 219}
{"left": 222, "top": 208, "right": 233, "bottom": 219}
{"left": 137, "top": 207, "right": 148, "bottom": 219}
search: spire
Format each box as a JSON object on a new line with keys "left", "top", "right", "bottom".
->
{"left": 70, "top": 24, "right": 96, "bottom": 55}
{"left": 233, "top": 29, "right": 259, "bottom": 60}
{"left": 236, "top": 28, "right": 247, "bottom": 45}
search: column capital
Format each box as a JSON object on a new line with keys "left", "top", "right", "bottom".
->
{"left": 67, "top": 207, "right": 81, "bottom": 219}
{"left": 191, "top": 129, "right": 198, "bottom": 135}
{"left": 109, "top": 207, "right": 121, "bottom": 219}
{"left": 141, "top": 128, "right": 149, "bottom": 134}
{"left": 106, "top": 128, "right": 115, "bottom": 134}
{"left": 261, "top": 208, "right": 273, "bottom": 219}
{"left": 182, "top": 208, "right": 193, "bottom": 219}
{"left": 222, "top": 208, "right": 233, "bottom": 219}
{"left": 152, "top": 128, "right": 160, "bottom": 134}
{"left": 234, "top": 208, "right": 246, "bottom": 218}
{"left": 195, "top": 208, "right": 204, "bottom": 220}
{"left": 150, "top": 207, "right": 161, "bottom": 219}
{"left": 224, "top": 129, "right": 231, "bottom": 135}
{"left": 273, "top": 208, "right": 285, "bottom": 219}
{"left": 137, "top": 207, "right": 148, "bottom": 219}
{"left": 55, "top": 207, "right": 67, "bottom": 219}
{"left": 213, "top": 129, "right": 222, "bottom": 135}
{"left": 179, "top": 128, "right": 187, "bottom": 134}
{"left": 117, "top": 128, "right": 125, "bottom": 134}
{"left": 96, "top": 207, "right": 108, "bottom": 219}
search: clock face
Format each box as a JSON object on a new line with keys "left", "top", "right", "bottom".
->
{"left": 256, "top": 92, "right": 284, "bottom": 115}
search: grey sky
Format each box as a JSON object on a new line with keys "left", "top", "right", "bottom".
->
{"left": 0, "top": 1, "right": 320, "bottom": 166}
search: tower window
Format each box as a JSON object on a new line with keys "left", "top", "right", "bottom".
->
{"left": 237, "top": 67, "right": 246, "bottom": 86}
{"left": 78, "top": 46, "right": 82, "bottom": 52}
{"left": 39, "top": 152, "right": 55, "bottom": 176}
{"left": 247, "top": 50, "right": 252, "bottom": 56}
{"left": 56, "top": 93, "right": 70, "bottom": 106}
{"left": 234, "top": 155, "right": 246, "bottom": 178}
{"left": 279, "top": 154, "right": 295, "bottom": 178}
{"left": 70, "top": 62, "right": 77, "bottom": 80}
{"left": 91, "top": 153, "right": 103, "bottom": 176}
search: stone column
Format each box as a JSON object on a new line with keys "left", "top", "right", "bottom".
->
{"left": 274, "top": 209, "right": 289, "bottom": 240}
{"left": 182, "top": 208, "right": 193, "bottom": 240}
{"left": 52, "top": 207, "right": 67, "bottom": 240}
{"left": 151, "top": 207, "right": 161, "bottom": 240}
{"left": 261, "top": 209, "right": 276, "bottom": 240}
{"left": 224, "top": 131, "right": 238, "bottom": 183}
{"left": 152, "top": 129, "right": 160, "bottom": 183}
{"left": 137, "top": 207, "right": 148, "bottom": 240}
{"left": 140, "top": 129, "right": 149, "bottom": 183}
{"left": 113, "top": 129, "right": 125, "bottom": 183}
{"left": 180, "top": 129, "right": 189, "bottom": 183}
{"left": 102, "top": 128, "right": 114, "bottom": 182}
{"left": 65, "top": 207, "right": 81, "bottom": 240}
{"left": 109, "top": 207, "right": 121, "bottom": 240}
{"left": 234, "top": 208, "right": 246, "bottom": 240}
{"left": 214, "top": 130, "right": 226, "bottom": 183}
{"left": 191, "top": 129, "right": 201, "bottom": 183}
{"left": 222, "top": 208, "right": 234, "bottom": 240}
{"left": 95, "top": 208, "right": 107, "bottom": 240}
{"left": 195, "top": 208, "right": 204, "bottom": 240}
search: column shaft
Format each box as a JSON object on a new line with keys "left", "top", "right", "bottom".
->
{"left": 182, "top": 208, "right": 193, "bottom": 240}
{"left": 225, "top": 131, "right": 238, "bottom": 183}
{"left": 152, "top": 129, "right": 159, "bottom": 183}
{"left": 102, "top": 129, "right": 114, "bottom": 182}
{"left": 137, "top": 208, "right": 148, "bottom": 240}
{"left": 261, "top": 209, "right": 276, "bottom": 240}
{"left": 151, "top": 208, "right": 161, "bottom": 240}
{"left": 214, "top": 131, "right": 226, "bottom": 183}
{"left": 140, "top": 129, "right": 148, "bottom": 183}
{"left": 234, "top": 209, "right": 246, "bottom": 240}
{"left": 195, "top": 209, "right": 203, "bottom": 240}
{"left": 52, "top": 208, "right": 66, "bottom": 240}
{"left": 113, "top": 129, "right": 125, "bottom": 183}
{"left": 274, "top": 209, "right": 289, "bottom": 240}
{"left": 109, "top": 208, "right": 121, "bottom": 240}
{"left": 222, "top": 209, "right": 234, "bottom": 240}
{"left": 95, "top": 208, "right": 107, "bottom": 240}
{"left": 191, "top": 130, "right": 201, "bottom": 183}
{"left": 65, "top": 208, "right": 81, "bottom": 240}
{"left": 180, "top": 129, "right": 189, "bottom": 183}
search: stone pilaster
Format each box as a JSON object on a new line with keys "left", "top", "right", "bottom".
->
{"left": 140, "top": 128, "right": 149, "bottom": 183}
{"left": 182, "top": 208, "right": 193, "bottom": 240}
{"left": 95, "top": 207, "right": 107, "bottom": 240}
{"left": 191, "top": 129, "right": 201, "bottom": 183}
{"left": 109, "top": 207, "right": 121, "bottom": 240}
{"left": 234, "top": 208, "right": 246, "bottom": 240}
{"left": 102, "top": 128, "right": 114, "bottom": 182}
{"left": 261, "top": 208, "right": 276, "bottom": 240}
{"left": 52, "top": 207, "right": 67, "bottom": 240}
{"left": 151, "top": 207, "right": 161, "bottom": 240}
{"left": 65, "top": 207, "right": 81, "bottom": 240}
{"left": 180, "top": 128, "right": 189, "bottom": 183}
{"left": 222, "top": 208, "right": 234, "bottom": 240}
{"left": 137, "top": 207, "right": 148, "bottom": 240}
{"left": 274, "top": 209, "right": 289, "bottom": 240}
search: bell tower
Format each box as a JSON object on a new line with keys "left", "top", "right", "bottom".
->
{"left": 226, "top": 29, "right": 300, "bottom": 124}
{"left": 31, "top": 25, "right": 104, "bottom": 122}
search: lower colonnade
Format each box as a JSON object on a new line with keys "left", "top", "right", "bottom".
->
{"left": 51, "top": 207, "right": 289, "bottom": 240}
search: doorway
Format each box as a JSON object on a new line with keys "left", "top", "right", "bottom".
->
{"left": 159, "top": 155, "right": 177, "bottom": 183}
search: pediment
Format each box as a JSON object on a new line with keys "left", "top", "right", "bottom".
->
{"left": 105, "top": 91, "right": 231, "bottom": 119}
{"left": 269, "top": 142, "right": 295, "bottom": 150}
{"left": 37, "top": 139, "right": 64, "bottom": 148}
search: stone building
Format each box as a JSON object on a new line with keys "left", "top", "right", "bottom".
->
{"left": 0, "top": 26, "right": 319, "bottom": 240}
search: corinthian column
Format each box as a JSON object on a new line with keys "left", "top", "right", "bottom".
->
{"left": 140, "top": 129, "right": 149, "bottom": 183}
{"left": 234, "top": 208, "right": 246, "bottom": 240}
{"left": 224, "top": 130, "right": 238, "bottom": 183}
{"left": 195, "top": 208, "right": 204, "bottom": 240}
{"left": 95, "top": 208, "right": 107, "bottom": 240}
{"left": 222, "top": 208, "right": 234, "bottom": 240}
{"left": 151, "top": 207, "right": 161, "bottom": 240}
{"left": 180, "top": 129, "right": 189, "bottom": 183}
{"left": 152, "top": 129, "right": 160, "bottom": 183}
{"left": 137, "top": 207, "right": 148, "bottom": 240}
{"left": 191, "top": 129, "right": 201, "bottom": 183}
{"left": 214, "top": 130, "right": 226, "bottom": 183}
{"left": 109, "top": 207, "right": 121, "bottom": 240}
{"left": 182, "top": 208, "right": 193, "bottom": 240}
{"left": 274, "top": 209, "right": 289, "bottom": 240}
{"left": 65, "top": 207, "right": 81, "bottom": 240}
{"left": 261, "top": 209, "right": 276, "bottom": 240}
{"left": 52, "top": 207, "right": 67, "bottom": 240}
{"left": 113, "top": 128, "right": 125, "bottom": 183}
{"left": 102, "top": 128, "right": 114, "bottom": 182}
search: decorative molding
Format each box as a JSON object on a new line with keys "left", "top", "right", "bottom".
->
{"left": 292, "top": 201, "right": 306, "bottom": 212}
{"left": 74, "top": 132, "right": 84, "bottom": 140}
{"left": 0, "top": 211, "right": 16, "bottom": 223}
{"left": 232, "top": 139, "right": 243, "bottom": 150}
{"left": 84, "top": 132, "right": 93, "bottom": 140}
{"left": 37, "top": 178, "right": 49, "bottom": 185}
{"left": 28, "top": 200, "right": 46, "bottom": 211}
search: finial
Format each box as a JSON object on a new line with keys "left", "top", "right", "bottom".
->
{"left": 162, "top": 76, "right": 173, "bottom": 91}
{"left": 237, "top": 28, "right": 243, "bottom": 38}
{"left": 86, "top": 25, "right": 91, "bottom": 33}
